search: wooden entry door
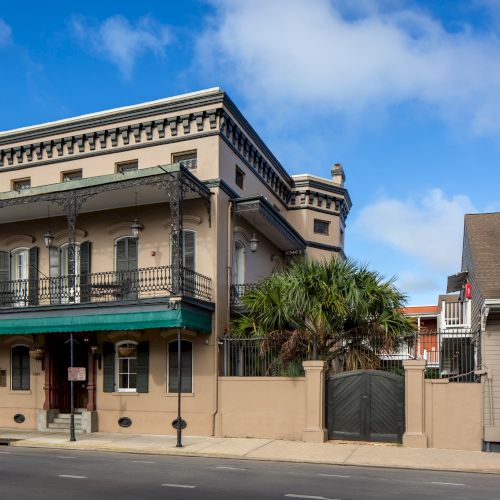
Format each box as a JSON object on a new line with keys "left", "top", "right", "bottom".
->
{"left": 51, "top": 337, "right": 89, "bottom": 413}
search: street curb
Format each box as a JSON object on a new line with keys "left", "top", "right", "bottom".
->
{"left": 10, "top": 441, "right": 500, "bottom": 476}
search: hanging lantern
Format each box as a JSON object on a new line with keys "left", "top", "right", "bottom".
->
{"left": 130, "top": 218, "right": 143, "bottom": 239}
{"left": 249, "top": 232, "right": 259, "bottom": 253}
{"left": 43, "top": 229, "right": 54, "bottom": 248}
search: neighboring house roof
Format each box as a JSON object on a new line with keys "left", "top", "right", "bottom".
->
{"left": 403, "top": 306, "right": 439, "bottom": 314}
{"left": 464, "top": 213, "right": 500, "bottom": 299}
{"left": 437, "top": 294, "right": 461, "bottom": 304}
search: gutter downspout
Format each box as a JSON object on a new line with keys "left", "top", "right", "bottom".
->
{"left": 211, "top": 195, "right": 233, "bottom": 437}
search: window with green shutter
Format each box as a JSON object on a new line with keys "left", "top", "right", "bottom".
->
{"left": 11, "top": 345, "right": 30, "bottom": 391}
{"left": 115, "top": 237, "right": 138, "bottom": 300}
{"left": 168, "top": 340, "right": 192, "bottom": 393}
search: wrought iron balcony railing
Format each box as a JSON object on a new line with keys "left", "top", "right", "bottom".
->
{"left": 0, "top": 266, "right": 212, "bottom": 308}
{"left": 230, "top": 283, "right": 258, "bottom": 305}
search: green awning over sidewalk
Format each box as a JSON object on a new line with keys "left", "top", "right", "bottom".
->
{"left": 0, "top": 309, "right": 212, "bottom": 335}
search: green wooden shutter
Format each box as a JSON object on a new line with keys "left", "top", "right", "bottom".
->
{"left": 21, "top": 347, "right": 30, "bottom": 390}
{"left": 79, "top": 241, "right": 92, "bottom": 303}
{"left": 12, "top": 346, "right": 30, "bottom": 391}
{"left": 0, "top": 251, "right": 10, "bottom": 305}
{"left": 103, "top": 342, "right": 115, "bottom": 393}
{"left": 168, "top": 340, "right": 192, "bottom": 393}
{"left": 136, "top": 341, "right": 149, "bottom": 393}
{"left": 28, "top": 247, "right": 39, "bottom": 306}
{"left": 49, "top": 246, "right": 60, "bottom": 304}
{"left": 183, "top": 231, "right": 196, "bottom": 295}
{"left": 115, "top": 239, "right": 127, "bottom": 273}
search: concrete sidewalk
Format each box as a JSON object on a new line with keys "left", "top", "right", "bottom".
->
{"left": 2, "top": 428, "right": 500, "bottom": 474}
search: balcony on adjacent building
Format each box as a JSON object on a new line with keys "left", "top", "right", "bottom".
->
{"left": 439, "top": 299, "right": 471, "bottom": 330}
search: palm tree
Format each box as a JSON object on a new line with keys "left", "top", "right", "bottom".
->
{"left": 233, "top": 258, "right": 414, "bottom": 371}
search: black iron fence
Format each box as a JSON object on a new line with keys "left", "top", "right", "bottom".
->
{"left": 0, "top": 266, "right": 212, "bottom": 307}
{"left": 220, "top": 337, "right": 308, "bottom": 377}
{"left": 220, "top": 329, "right": 481, "bottom": 382}
{"left": 418, "top": 329, "right": 480, "bottom": 382}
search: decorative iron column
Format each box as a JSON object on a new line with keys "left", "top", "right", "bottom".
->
{"left": 169, "top": 172, "right": 184, "bottom": 296}
{"left": 54, "top": 193, "right": 85, "bottom": 303}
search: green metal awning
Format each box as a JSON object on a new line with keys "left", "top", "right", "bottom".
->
{"left": 0, "top": 309, "right": 212, "bottom": 335}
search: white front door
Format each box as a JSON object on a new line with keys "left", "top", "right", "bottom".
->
{"left": 60, "top": 244, "right": 81, "bottom": 303}
{"left": 10, "top": 248, "right": 29, "bottom": 306}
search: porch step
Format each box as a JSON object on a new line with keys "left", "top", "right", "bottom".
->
{"left": 52, "top": 416, "right": 82, "bottom": 425}
{"left": 47, "top": 422, "right": 83, "bottom": 431}
{"left": 48, "top": 413, "right": 84, "bottom": 432}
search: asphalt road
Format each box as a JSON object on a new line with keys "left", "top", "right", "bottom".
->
{"left": 1, "top": 446, "right": 500, "bottom": 499}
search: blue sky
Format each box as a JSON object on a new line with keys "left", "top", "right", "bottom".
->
{"left": 1, "top": 0, "right": 499, "bottom": 305}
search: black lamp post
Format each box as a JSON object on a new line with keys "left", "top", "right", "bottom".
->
{"left": 69, "top": 333, "right": 76, "bottom": 442}
{"left": 176, "top": 327, "right": 183, "bottom": 448}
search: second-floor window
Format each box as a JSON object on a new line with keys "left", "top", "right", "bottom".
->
{"left": 12, "top": 178, "right": 31, "bottom": 191}
{"left": 314, "top": 219, "right": 330, "bottom": 236}
{"left": 172, "top": 151, "right": 197, "bottom": 169}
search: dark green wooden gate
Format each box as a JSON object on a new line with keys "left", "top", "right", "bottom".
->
{"left": 326, "top": 370, "right": 405, "bottom": 443}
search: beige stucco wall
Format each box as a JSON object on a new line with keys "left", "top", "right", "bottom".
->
{"left": 96, "top": 329, "right": 215, "bottom": 436}
{"left": 0, "top": 335, "right": 44, "bottom": 429}
{"left": 424, "top": 380, "right": 482, "bottom": 451}
{"left": 216, "top": 377, "right": 306, "bottom": 440}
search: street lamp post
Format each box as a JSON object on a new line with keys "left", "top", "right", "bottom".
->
{"left": 176, "top": 327, "right": 183, "bottom": 448}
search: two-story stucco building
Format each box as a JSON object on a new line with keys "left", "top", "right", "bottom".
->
{"left": 0, "top": 88, "right": 350, "bottom": 436}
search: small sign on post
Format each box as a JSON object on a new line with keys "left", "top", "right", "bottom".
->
{"left": 68, "top": 367, "right": 86, "bottom": 382}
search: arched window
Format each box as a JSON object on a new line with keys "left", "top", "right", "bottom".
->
{"left": 11, "top": 345, "right": 30, "bottom": 391}
{"left": 167, "top": 340, "right": 193, "bottom": 393}
{"left": 115, "top": 341, "right": 138, "bottom": 392}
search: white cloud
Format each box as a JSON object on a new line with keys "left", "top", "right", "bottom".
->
{"left": 71, "top": 15, "right": 172, "bottom": 78}
{"left": 0, "top": 18, "right": 12, "bottom": 46}
{"left": 354, "top": 188, "right": 476, "bottom": 274}
{"left": 199, "top": 0, "right": 500, "bottom": 136}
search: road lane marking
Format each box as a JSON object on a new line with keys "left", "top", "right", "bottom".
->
{"left": 285, "top": 495, "right": 341, "bottom": 500}
{"left": 57, "top": 455, "right": 78, "bottom": 459}
{"left": 216, "top": 466, "right": 247, "bottom": 471}
{"left": 0, "top": 451, "right": 10, "bottom": 454}
{"left": 429, "top": 481, "right": 464, "bottom": 487}
{"left": 161, "top": 483, "right": 196, "bottom": 489}
{"left": 132, "top": 460, "right": 156, "bottom": 464}
{"left": 318, "top": 473, "right": 351, "bottom": 478}
{"left": 59, "top": 475, "right": 87, "bottom": 479}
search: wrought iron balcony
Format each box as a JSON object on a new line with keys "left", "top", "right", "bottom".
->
{"left": 230, "top": 283, "right": 258, "bottom": 306}
{"left": 0, "top": 266, "right": 212, "bottom": 308}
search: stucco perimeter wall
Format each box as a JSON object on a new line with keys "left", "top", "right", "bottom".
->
{"left": 217, "top": 377, "right": 306, "bottom": 441}
{"left": 424, "top": 380, "right": 482, "bottom": 451}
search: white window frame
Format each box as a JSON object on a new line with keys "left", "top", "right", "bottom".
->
{"left": 11, "top": 344, "right": 30, "bottom": 391}
{"left": 115, "top": 340, "right": 138, "bottom": 392}
{"left": 233, "top": 240, "right": 245, "bottom": 285}
{"left": 167, "top": 339, "right": 193, "bottom": 394}
{"left": 10, "top": 247, "right": 30, "bottom": 307}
